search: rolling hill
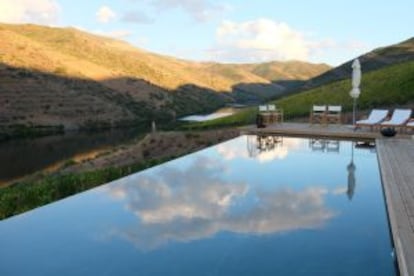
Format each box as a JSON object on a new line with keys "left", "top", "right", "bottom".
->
{"left": 295, "top": 37, "right": 414, "bottom": 92}
{"left": 186, "top": 38, "right": 414, "bottom": 128}
{"left": 0, "top": 23, "right": 329, "bottom": 135}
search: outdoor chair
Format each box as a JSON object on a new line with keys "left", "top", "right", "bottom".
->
{"left": 380, "top": 109, "right": 412, "bottom": 131}
{"left": 309, "top": 105, "right": 326, "bottom": 125}
{"left": 259, "top": 105, "right": 268, "bottom": 113}
{"left": 326, "top": 105, "right": 342, "bottom": 124}
{"left": 268, "top": 104, "right": 283, "bottom": 124}
{"left": 355, "top": 109, "right": 389, "bottom": 131}
{"left": 258, "top": 105, "right": 272, "bottom": 126}
{"left": 405, "top": 119, "right": 414, "bottom": 132}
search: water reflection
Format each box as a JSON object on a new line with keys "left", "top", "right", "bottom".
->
{"left": 106, "top": 155, "right": 335, "bottom": 250}
{"left": 218, "top": 135, "right": 300, "bottom": 163}
{"left": 0, "top": 128, "right": 144, "bottom": 186}
{"left": 0, "top": 135, "right": 396, "bottom": 276}
{"left": 347, "top": 142, "right": 357, "bottom": 200}
{"left": 309, "top": 138, "right": 340, "bottom": 153}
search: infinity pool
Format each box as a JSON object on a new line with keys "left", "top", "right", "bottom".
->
{"left": 0, "top": 135, "right": 397, "bottom": 275}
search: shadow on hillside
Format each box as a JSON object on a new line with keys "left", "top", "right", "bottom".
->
{"left": 0, "top": 63, "right": 301, "bottom": 131}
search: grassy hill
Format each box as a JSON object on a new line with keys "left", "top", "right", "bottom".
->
{"left": 0, "top": 23, "right": 329, "bottom": 134}
{"left": 276, "top": 60, "right": 414, "bottom": 119}
{"left": 187, "top": 59, "right": 414, "bottom": 129}
{"left": 296, "top": 37, "right": 414, "bottom": 92}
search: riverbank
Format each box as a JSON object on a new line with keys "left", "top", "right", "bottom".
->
{"left": 0, "top": 128, "right": 239, "bottom": 219}
{"left": 62, "top": 129, "right": 239, "bottom": 173}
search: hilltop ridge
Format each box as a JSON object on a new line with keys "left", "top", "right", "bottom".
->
{"left": 0, "top": 23, "right": 329, "bottom": 132}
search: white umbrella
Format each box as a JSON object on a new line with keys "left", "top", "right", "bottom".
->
{"left": 350, "top": 59, "right": 361, "bottom": 126}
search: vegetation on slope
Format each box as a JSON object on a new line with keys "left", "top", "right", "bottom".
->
{"left": 276, "top": 60, "right": 414, "bottom": 119}
{"left": 186, "top": 60, "right": 414, "bottom": 128}
{"left": 0, "top": 23, "right": 328, "bottom": 92}
{"left": 0, "top": 160, "right": 163, "bottom": 219}
{"left": 0, "top": 23, "right": 329, "bottom": 132}
{"left": 298, "top": 37, "right": 414, "bottom": 91}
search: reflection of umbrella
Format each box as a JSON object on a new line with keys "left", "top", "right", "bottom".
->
{"left": 246, "top": 135, "right": 259, "bottom": 158}
{"left": 346, "top": 142, "right": 356, "bottom": 200}
{"left": 350, "top": 59, "right": 361, "bottom": 127}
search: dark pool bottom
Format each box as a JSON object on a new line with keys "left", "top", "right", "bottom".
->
{"left": 0, "top": 135, "right": 397, "bottom": 275}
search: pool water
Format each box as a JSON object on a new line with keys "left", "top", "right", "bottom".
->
{"left": 0, "top": 135, "right": 397, "bottom": 275}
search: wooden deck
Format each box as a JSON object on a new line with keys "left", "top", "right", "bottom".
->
{"left": 241, "top": 122, "right": 414, "bottom": 275}
{"left": 377, "top": 139, "right": 414, "bottom": 276}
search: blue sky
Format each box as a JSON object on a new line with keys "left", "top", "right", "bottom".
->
{"left": 1, "top": 0, "right": 413, "bottom": 65}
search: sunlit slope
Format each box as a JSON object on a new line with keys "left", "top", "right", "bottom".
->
{"left": 0, "top": 23, "right": 330, "bottom": 130}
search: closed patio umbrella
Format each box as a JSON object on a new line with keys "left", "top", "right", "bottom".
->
{"left": 350, "top": 59, "right": 361, "bottom": 126}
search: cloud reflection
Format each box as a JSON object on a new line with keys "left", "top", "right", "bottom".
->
{"left": 106, "top": 155, "right": 335, "bottom": 249}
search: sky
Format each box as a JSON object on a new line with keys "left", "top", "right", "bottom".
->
{"left": 0, "top": 0, "right": 413, "bottom": 66}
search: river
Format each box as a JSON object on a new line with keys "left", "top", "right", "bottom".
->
{"left": 179, "top": 106, "right": 245, "bottom": 122}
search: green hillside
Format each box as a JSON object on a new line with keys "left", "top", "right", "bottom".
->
{"left": 297, "top": 37, "right": 414, "bottom": 92}
{"left": 276, "top": 60, "right": 414, "bottom": 119}
{"left": 189, "top": 60, "right": 414, "bottom": 128}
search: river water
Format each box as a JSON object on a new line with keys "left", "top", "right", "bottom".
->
{"left": 179, "top": 107, "right": 243, "bottom": 122}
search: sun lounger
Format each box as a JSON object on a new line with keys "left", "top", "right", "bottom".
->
{"left": 380, "top": 109, "right": 412, "bottom": 131}
{"left": 355, "top": 109, "right": 388, "bottom": 130}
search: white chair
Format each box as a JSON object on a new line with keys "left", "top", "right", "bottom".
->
{"left": 310, "top": 105, "right": 326, "bottom": 125}
{"left": 267, "top": 104, "right": 276, "bottom": 112}
{"left": 355, "top": 109, "right": 389, "bottom": 130}
{"left": 267, "top": 104, "right": 283, "bottom": 123}
{"left": 326, "top": 105, "right": 342, "bottom": 124}
{"left": 380, "top": 109, "right": 412, "bottom": 130}
{"left": 259, "top": 105, "right": 268, "bottom": 112}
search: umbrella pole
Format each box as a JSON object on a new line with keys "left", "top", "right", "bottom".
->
{"left": 352, "top": 98, "right": 357, "bottom": 128}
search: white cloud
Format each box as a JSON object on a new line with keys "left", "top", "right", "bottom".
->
{"left": 121, "top": 10, "right": 153, "bottom": 24}
{"left": 213, "top": 18, "right": 309, "bottom": 62}
{"left": 0, "top": 0, "right": 60, "bottom": 25}
{"left": 105, "top": 155, "right": 335, "bottom": 249}
{"left": 209, "top": 18, "right": 369, "bottom": 64}
{"left": 148, "top": 0, "right": 230, "bottom": 22}
{"left": 96, "top": 5, "right": 116, "bottom": 23}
